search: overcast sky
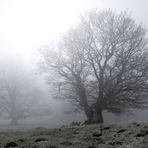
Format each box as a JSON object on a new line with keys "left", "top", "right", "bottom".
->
{"left": 0, "top": 0, "right": 148, "bottom": 65}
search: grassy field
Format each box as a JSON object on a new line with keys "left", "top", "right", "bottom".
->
{"left": 1, "top": 122, "right": 148, "bottom": 148}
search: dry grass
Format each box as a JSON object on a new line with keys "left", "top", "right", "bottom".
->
{"left": 1, "top": 122, "right": 148, "bottom": 148}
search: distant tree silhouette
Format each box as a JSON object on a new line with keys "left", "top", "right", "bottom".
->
{"left": 0, "top": 61, "right": 51, "bottom": 125}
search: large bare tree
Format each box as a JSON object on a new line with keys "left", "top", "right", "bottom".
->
{"left": 40, "top": 10, "right": 148, "bottom": 124}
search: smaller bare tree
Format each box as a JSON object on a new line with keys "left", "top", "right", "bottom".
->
{"left": 0, "top": 61, "right": 51, "bottom": 125}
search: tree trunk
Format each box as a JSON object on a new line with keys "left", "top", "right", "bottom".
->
{"left": 84, "top": 107, "right": 104, "bottom": 124}
{"left": 84, "top": 107, "right": 94, "bottom": 124}
{"left": 10, "top": 118, "right": 18, "bottom": 125}
{"left": 93, "top": 108, "right": 104, "bottom": 123}
{"left": 74, "top": 75, "right": 104, "bottom": 124}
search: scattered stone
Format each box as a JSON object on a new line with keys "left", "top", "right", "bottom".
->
{"left": 31, "top": 146, "right": 37, "bottom": 148}
{"left": 92, "top": 132, "right": 102, "bottom": 137}
{"left": 97, "top": 139, "right": 105, "bottom": 144}
{"left": 109, "top": 141, "right": 123, "bottom": 146}
{"left": 132, "top": 122, "right": 140, "bottom": 127}
{"left": 101, "top": 126, "right": 110, "bottom": 131}
{"left": 144, "top": 125, "right": 148, "bottom": 128}
{"left": 70, "top": 121, "right": 81, "bottom": 126}
{"left": 117, "top": 129, "right": 127, "bottom": 133}
{"left": 87, "top": 146, "right": 96, "bottom": 148}
{"left": 35, "top": 137, "right": 48, "bottom": 142}
{"left": 60, "top": 141, "right": 73, "bottom": 146}
{"left": 83, "top": 120, "right": 90, "bottom": 125}
{"left": 48, "top": 144, "right": 57, "bottom": 148}
{"left": 125, "top": 131, "right": 133, "bottom": 136}
{"left": 18, "top": 139, "right": 25, "bottom": 142}
{"left": 135, "top": 130, "right": 148, "bottom": 137}
{"left": 4, "top": 141, "right": 18, "bottom": 148}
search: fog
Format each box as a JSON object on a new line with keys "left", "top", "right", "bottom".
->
{"left": 0, "top": 0, "right": 148, "bottom": 128}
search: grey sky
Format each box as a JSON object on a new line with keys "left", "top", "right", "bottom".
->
{"left": 0, "top": 0, "right": 148, "bottom": 64}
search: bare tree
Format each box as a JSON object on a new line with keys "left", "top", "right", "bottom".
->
{"left": 40, "top": 10, "right": 148, "bottom": 124}
{"left": 0, "top": 61, "right": 51, "bottom": 125}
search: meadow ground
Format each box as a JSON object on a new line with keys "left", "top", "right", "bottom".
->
{"left": 0, "top": 122, "right": 148, "bottom": 148}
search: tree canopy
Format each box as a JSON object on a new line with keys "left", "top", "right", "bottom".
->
{"left": 40, "top": 10, "right": 148, "bottom": 123}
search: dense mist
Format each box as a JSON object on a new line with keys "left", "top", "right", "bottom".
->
{"left": 0, "top": 0, "right": 148, "bottom": 129}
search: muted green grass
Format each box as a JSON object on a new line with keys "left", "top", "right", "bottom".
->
{"left": 1, "top": 122, "right": 148, "bottom": 148}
